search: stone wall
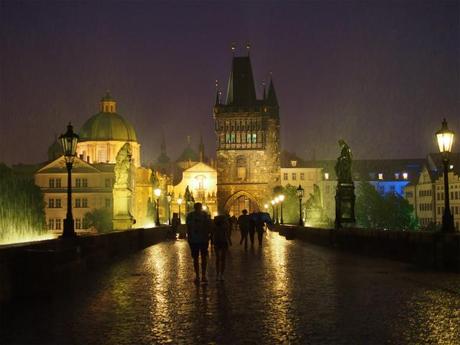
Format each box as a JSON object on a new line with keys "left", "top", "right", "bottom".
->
{"left": 276, "top": 225, "right": 460, "bottom": 272}
{"left": 0, "top": 227, "right": 170, "bottom": 303}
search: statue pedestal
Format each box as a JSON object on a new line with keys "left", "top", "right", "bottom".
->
{"left": 335, "top": 182, "right": 356, "bottom": 229}
{"left": 113, "top": 187, "right": 133, "bottom": 230}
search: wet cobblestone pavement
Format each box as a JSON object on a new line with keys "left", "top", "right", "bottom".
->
{"left": 1, "top": 231, "right": 460, "bottom": 345}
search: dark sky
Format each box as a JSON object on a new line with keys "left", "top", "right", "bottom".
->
{"left": 1, "top": 0, "right": 459, "bottom": 166}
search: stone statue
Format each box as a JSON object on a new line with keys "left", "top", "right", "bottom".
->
{"left": 335, "top": 139, "right": 353, "bottom": 183}
{"left": 114, "top": 143, "right": 133, "bottom": 189}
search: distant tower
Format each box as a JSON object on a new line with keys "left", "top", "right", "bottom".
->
{"left": 213, "top": 48, "right": 281, "bottom": 214}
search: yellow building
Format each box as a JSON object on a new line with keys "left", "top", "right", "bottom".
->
{"left": 35, "top": 93, "right": 154, "bottom": 232}
{"left": 168, "top": 162, "right": 217, "bottom": 221}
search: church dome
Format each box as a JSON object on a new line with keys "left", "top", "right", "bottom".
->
{"left": 79, "top": 93, "right": 137, "bottom": 142}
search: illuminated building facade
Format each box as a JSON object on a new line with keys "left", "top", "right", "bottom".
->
{"left": 35, "top": 94, "right": 153, "bottom": 231}
{"left": 213, "top": 52, "right": 281, "bottom": 215}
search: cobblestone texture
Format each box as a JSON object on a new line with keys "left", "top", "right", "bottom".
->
{"left": 1, "top": 231, "right": 460, "bottom": 345}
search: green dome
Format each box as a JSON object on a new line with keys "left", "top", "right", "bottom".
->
{"left": 79, "top": 112, "right": 137, "bottom": 142}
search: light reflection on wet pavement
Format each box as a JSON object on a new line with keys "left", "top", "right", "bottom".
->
{"left": 1, "top": 231, "right": 460, "bottom": 344}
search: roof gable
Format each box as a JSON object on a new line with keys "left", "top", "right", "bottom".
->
{"left": 36, "top": 156, "right": 102, "bottom": 174}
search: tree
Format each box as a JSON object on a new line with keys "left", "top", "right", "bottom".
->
{"left": 0, "top": 163, "right": 46, "bottom": 243}
{"left": 83, "top": 208, "right": 113, "bottom": 233}
{"left": 355, "top": 181, "right": 418, "bottom": 230}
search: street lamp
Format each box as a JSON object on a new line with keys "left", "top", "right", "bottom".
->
{"left": 177, "top": 196, "right": 183, "bottom": 224}
{"left": 279, "top": 194, "right": 285, "bottom": 224}
{"left": 59, "top": 123, "right": 79, "bottom": 238}
{"left": 296, "top": 185, "right": 304, "bottom": 226}
{"left": 436, "top": 119, "right": 455, "bottom": 233}
{"left": 166, "top": 193, "right": 172, "bottom": 225}
{"left": 154, "top": 188, "right": 161, "bottom": 226}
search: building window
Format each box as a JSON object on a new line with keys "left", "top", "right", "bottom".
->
{"left": 48, "top": 219, "right": 54, "bottom": 230}
{"left": 55, "top": 178, "right": 61, "bottom": 188}
{"left": 292, "top": 173, "right": 297, "bottom": 181}
{"left": 283, "top": 173, "right": 288, "bottom": 181}
{"left": 324, "top": 173, "right": 329, "bottom": 180}
{"left": 236, "top": 156, "right": 247, "bottom": 181}
{"left": 105, "top": 178, "right": 112, "bottom": 188}
{"left": 82, "top": 178, "right": 88, "bottom": 187}
{"left": 300, "top": 173, "right": 305, "bottom": 180}
{"left": 76, "top": 178, "right": 81, "bottom": 187}
{"left": 378, "top": 173, "right": 383, "bottom": 180}
{"left": 49, "top": 179, "right": 55, "bottom": 188}
{"left": 55, "top": 219, "right": 62, "bottom": 230}
{"left": 48, "top": 198, "right": 55, "bottom": 208}
{"left": 82, "top": 198, "right": 88, "bottom": 208}
{"left": 75, "top": 198, "right": 81, "bottom": 208}
{"left": 246, "top": 133, "right": 251, "bottom": 143}
{"left": 105, "top": 198, "right": 111, "bottom": 208}
{"left": 252, "top": 133, "right": 257, "bottom": 143}
{"left": 403, "top": 172, "right": 408, "bottom": 180}
{"left": 75, "top": 218, "right": 81, "bottom": 230}
{"left": 55, "top": 199, "right": 61, "bottom": 208}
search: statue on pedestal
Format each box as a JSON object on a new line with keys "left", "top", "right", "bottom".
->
{"left": 113, "top": 143, "right": 134, "bottom": 230}
{"left": 334, "top": 139, "right": 356, "bottom": 229}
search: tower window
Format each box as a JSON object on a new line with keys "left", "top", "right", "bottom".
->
{"left": 252, "top": 133, "right": 257, "bottom": 143}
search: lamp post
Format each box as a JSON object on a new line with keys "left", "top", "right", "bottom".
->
{"left": 154, "top": 188, "right": 161, "bottom": 226}
{"left": 279, "top": 194, "right": 285, "bottom": 224}
{"left": 296, "top": 185, "right": 304, "bottom": 226}
{"left": 166, "top": 193, "right": 172, "bottom": 225}
{"left": 436, "top": 119, "right": 455, "bottom": 233}
{"left": 177, "top": 196, "right": 183, "bottom": 224}
{"left": 59, "top": 123, "right": 79, "bottom": 238}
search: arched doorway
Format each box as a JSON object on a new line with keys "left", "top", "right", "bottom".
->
{"left": 224, "top": 191, "right": 259, "bottom": 216}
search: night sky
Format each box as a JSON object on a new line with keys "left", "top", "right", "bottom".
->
{"left": 1, "top": 0, "right": 459, "bottom": 166}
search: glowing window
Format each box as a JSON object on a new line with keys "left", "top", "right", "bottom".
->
{"left": 324, "top": 173, "right": 329, "bottom": 180}
{"left": 403, "top": 172, "right": 408, "bottom": 180}
{"left": 378, "top": 173, "right": 383, "bottom": 180}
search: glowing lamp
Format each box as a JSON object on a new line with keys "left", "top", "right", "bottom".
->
{"left": 177, "top": 198, "right": 183, "bottom": 205}
{"left": 59, "top": 122, "right": 79, "bottom": 164}
{"left": 279, "top": 194, "right": 285, "bottom": 202}
{"left": 154, "top": 188, "right": 161, "bottom": 198}
{"left": 296, "top": 185, "right": 304, "bottom": 199}
{"left": 436, "top": 119, "right": 454, "bottom": 154}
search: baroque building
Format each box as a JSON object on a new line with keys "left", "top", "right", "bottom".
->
{"left": 35, "top": 93, "right": 153, "bottom": 231}
{"left": 213, "top": 52, "right": 281, "bottom": 214}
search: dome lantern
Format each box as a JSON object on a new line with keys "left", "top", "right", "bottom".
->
{"left": 100, "top": 91, "right": 117, "bottom": 113}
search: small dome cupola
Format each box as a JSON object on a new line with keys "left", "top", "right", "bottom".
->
{"left": 100, "top": 91, "right": 117, "bottom": 113}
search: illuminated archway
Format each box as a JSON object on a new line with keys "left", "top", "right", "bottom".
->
{"left": 223, "top": 191, "right": 260, "bottom": 216}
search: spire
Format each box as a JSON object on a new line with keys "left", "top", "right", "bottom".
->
{"left": 262, "top": 80, "right": 266, "bottom": 101}
{"left": 215, "top": 80, "right": 220, "bottom": 106}
{"left": 225, "top": 50, "right": 257, "bottom": 106}
{"left": 266, "top": 75, "right": 278, "bottom": 107}
{"left": 156, "top": 129, "right": 170, "bottom": 164}
{"left": 199, "top": 134, "right": 205, "bottom": 162}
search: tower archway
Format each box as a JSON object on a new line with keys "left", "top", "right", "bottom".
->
{"left": 223, "top": 191, "right": 259, "bottom": 216}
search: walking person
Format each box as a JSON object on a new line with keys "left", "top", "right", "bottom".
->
{"left": 237, "top": 209, "right": 251, "bottom": 249}
{"left": 255, "top": 212, "right": 274, "bottom": 246}
{"left": 212, "top": 214, "right": 232, "bottom": 281}
{"left": 248, "top": 211, "right": 258, "bottom": 247}
{"left": 186, "top": 202, "right": 211, "bottom": 284}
